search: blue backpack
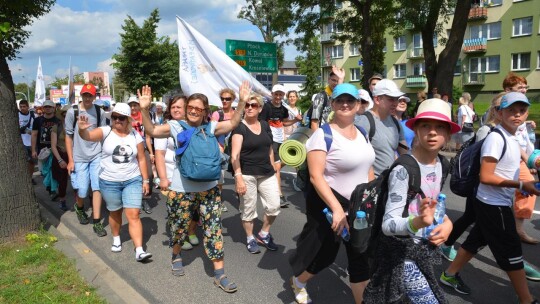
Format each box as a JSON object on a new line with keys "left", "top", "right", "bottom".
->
{"left": 176, "top": 121, "right": 221, "bottom": 182}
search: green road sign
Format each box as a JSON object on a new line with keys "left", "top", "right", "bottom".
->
{"left": 226, "top": 39, "right": 277, "bottom": 73}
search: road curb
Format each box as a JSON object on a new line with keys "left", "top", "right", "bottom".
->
{"left": 39, "top": 199, "right": 149, "bottom": 304}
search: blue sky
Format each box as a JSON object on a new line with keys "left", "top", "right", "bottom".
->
{"left": 9, "top": 0, "right": 298, "bottom": 86}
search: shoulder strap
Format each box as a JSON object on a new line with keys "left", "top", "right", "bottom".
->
{"left": 25, "top": 111, "right": 34, "bottom": 129}
{"left": 101, "top": 127, "right": 113, "bottom": 144}
{"left": 94, "top": 104, "right": 101, "bottom": 126}
{"left": 438, "top": 154, "right": 450, "bottom": 191}
{"left": 355, "top": 125, "right": 368, "bottom": 143}
{"left": 490, "top": 128, "right": 507, "bottom": 159}
{"left": 390, "top": 115, "right": 401, "bottom": 133}
{"left": 321, "top": 123, "right": 333, "bottom": 151}
{"left": 72, "top": 104, "right": 79, "bottom": 129}
{"left": 218, "top": 110, "right": 224, "bottom": 122}
{"left": 178, "top": 120, "right": 191, "bottom": 131}
{"left": 364, "top": 111, "right": 376, "bottom": 141}
{"left": 391, "top": 154, "right": 423, "bottom": 217}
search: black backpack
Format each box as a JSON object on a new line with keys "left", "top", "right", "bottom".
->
{"left": 450, "top": 128, "right": 506, "bottom": 197}
{"left": 348, "top": 154, "right": 449, "bottom": 254}
{"left": 296, "top": 123, "right": 368, "bottom": 191}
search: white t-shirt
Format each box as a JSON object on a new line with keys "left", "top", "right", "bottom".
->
{"left": 476, "top": 125, "right": 521, "bottom": 207}
{"left": 154, "top": 137, "right": 176, "bottom": 182}
{"left": 99, "top": 126, "right": 144, "bottom": 182}
{"left": 18, "top": 111, "right": 33, "bottom": 146}
{"left": 382, "top": 157, "right": 443, "bottom": 238}
{"left": 305, "top": 125, "right": 375, "bottom": 200}
{"left": 168, "top": 120, "right": 218, "bottom": 193}
{"left": 515, "top": 122, "right": 534, "bottom": 155}
{"left": 457, "top": 105, "right": 475, "bottom": 128}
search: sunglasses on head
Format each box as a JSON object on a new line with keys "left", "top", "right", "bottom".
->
{"left": 220, "top": 97, "right": 233, "bottom": 102}
{"left": 111, "top": 115, "right": 128, "bottom": 121}
{"left": 246, "top": 102, "right": 260, "bottom": 109}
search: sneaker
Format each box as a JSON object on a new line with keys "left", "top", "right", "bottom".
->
{"left": 440, "top": 245, "right": 457, "bottom": 262}
{"left": 524, "top": 261, "right": 540, "bottom": 282}
{"left": 246, "top": 239, "right": 261, "bottom": 254}
{"left": 256, "top": 233, "right": 278, "bottom": 251}
{"left": 74, "top": 206, "right": 89, "bottom": 225}
{"left": 111, "top": 244, "right": 122, "bottom": 253}
{"left": 290, "top": 276, "right": 312, "bottom": 304}
{"left": 440, "top": 271, "right": 471, "bottom": 295}
{"left": 50, "top": 192, "right": 59, "bottom": 201}
{"left": 188, "top": 235, "right": 199, "bottom": 246}
{"left": 181, "top": 241, "right": 193, "bottom": 250}
{"left": 136, "top": 252, "right": 152, "bottom": 262}
{"left": 280, "top": 196, "right": 289, "bottom": 208}
{"left": 93, "top": 222, "right": 108, "bottom": 237}
{"left": 59, "top": 200, "right": 68, "bottom": 212}
{"left": 142, "top": 200, "right": 152, "bottom": 214}
{"left": 292, "top": 177, "right": 302, "bottom": 192}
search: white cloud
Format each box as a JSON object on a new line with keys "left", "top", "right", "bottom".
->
{"left": 96, "top": 58, "right": 116, "bottom": 76}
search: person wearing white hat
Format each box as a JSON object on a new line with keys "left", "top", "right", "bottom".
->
{"left": 355, "top": 79, "right": 409, "bottom": 177}
{"left": 393, "top": 95, "right": 415, "bottom": 150}
{"left": 78, "top": 102, "right": 152, "bottom": 262}
{"left": 260, "top": 83, "right": 303, "bottom": 207}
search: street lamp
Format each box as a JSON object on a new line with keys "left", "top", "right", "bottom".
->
{"left": 15, "top": 92, "right": 28, "bottom": 100}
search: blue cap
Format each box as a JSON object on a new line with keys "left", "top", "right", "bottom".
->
{"left": 499, "top": 92, "right": 530, "bottom": 109}
{"left": 332, "top": 83, "right": 359, "bottom": 100}
{"left": 93, "top": 99, "right": 105, "bottom": 107}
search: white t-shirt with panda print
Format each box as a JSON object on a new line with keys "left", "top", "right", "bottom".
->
{"left": 99, "top": 126, "right": 144, "bottom": 182}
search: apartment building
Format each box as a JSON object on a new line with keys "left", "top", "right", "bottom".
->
{"left": 321, "top": 0, "right": 540, "bottom": 102}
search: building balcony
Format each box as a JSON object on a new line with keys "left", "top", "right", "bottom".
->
{"left": 463, "top": 72, "right": 485, "bottom": 86}
{"left": 320, "top": 33, "right": 334, "bottom": 43}
{"left": 468, "top": 7, "right": 487, "bottom": 21}
{"left": 407, "top": 46, "right": 424, "bottom": 59}
{"left": 463, "top": 38, "right": 487, "bottom": 54}
{"left": 406, "top": 75, "right": 427, "bottom": 88}
{"left": 321, "top": 57, "right": 332, "bottom": 67}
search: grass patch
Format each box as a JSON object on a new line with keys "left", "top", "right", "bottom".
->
{"left": 0, "top": 230, "right": 106, "bottom": 304}
{"left": 473, "top": 100, "right": 540, "bottom": 125}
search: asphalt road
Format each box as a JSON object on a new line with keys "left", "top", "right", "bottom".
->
{"left": 37, "top": 170, "right": 540, "bottom": 304}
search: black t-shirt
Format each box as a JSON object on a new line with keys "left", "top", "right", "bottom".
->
{"left": 259, "top": 102, "right": 289, "bottom": 143}
{"left": 32, "top": 116, "right": 60, "bottom": 151}
{"left": 232, "top": 121, "right": 274, "bottom": 176}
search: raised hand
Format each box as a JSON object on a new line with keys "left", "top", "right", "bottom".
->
{"left": 332, "top": 65, "right": 345, "bottom": 83}
{"left": 238, "top": 80, "right": 251, "bottom": 104}
{"left": 137, "top": 85, "right": 152, "bottom": 110}
{"left": 78, "top": 115, "right": 91, "bottom": 130}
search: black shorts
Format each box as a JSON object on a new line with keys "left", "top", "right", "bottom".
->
{"left": 272, "top": 142, "right": 281, "bottom": 163}
{"left": 461, "top": 198, "right": 523, "bottom": 271}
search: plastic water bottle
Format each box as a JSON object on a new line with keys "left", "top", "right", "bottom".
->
{"left": 526, "top": 122, "right": 536, "bottom": 144}
{"left": 423, "top": 193, "right": 446, "bottom": 238}
{"left": 353, "top": 211, "right": 368, "bottom": 230}
{"left": 323, "top": 208, "right": 350, "bottom": 241}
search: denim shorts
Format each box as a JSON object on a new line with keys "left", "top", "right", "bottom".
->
{"left": 99, "top": 176, "right": 143, "bottom": 211}
{"left": 74, "top": 157, "right": 100, "bottom": 198}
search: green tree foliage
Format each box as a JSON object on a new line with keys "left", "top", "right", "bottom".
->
{"left": 112, "top": 8, "right": 178, "bottom": 97}
{"left": 393, "top": 0, "right": 471, "bottom": 96}
{"left": 290, "top": 0, "right": 397, "bottom": 89}
{"left": 48, "top": 73, "right": 85, "bottom": 89}
{"left": 0, "top": 0, "right": 56, "bottom": 242}
{"left": 295, "top": 36, "right": 322, "bottom": 111}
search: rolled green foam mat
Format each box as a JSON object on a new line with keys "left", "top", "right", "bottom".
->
{"left": 279, "top": 127, "right": 313, "bottom": 168}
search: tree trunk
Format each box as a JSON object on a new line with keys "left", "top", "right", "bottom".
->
{"left": 422, "top": 0, "right": 443, "bottom": 93}
{"left": 0, "top": 55, "right": 41, "bottom": 242}
{"left": 359, "top": 0, "right": 373, "bottom": 89}
{"left": 436, "top": 0, "right": 471, "bottom": 97}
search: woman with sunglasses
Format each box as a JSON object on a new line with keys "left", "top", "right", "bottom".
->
{"left": 289, "top": 83, "right": 375, "bottom": 304}
{"left": 230, "top": 93, "right": 280, "bottom": 254}
{"left": 139, "top": 81, "right": 249, "bottom": 293}
{"left": 78, "top": 103, "right": 152, "bottom": 262}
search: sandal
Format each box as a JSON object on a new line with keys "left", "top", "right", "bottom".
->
{"left": 214, "top": 274, "right": 238, "bottom": 293}
{"left": 171, "top": 258, "right": 185, "bottom": 276}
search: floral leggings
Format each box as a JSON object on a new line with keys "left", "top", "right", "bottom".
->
{"left": 166, "top": 186, "right": 224, "bottom": 260}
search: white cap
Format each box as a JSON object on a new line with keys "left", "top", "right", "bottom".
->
{"left": 372, "top": 79, "right": 405, "bottom": 97}
{"left": 127, "top": 96, "right": 138, "bottom": 104}
{"left": 398, "top": 95, "right": 411, "bottom": 103}
{"left": 112, "top": 103, "right": 131, "bottom": 117}
{"left": 271, "top": 84, "right": 286, "bottom": 93}
{"left": 358, "top": 89, "right": 374, "bottom": 110}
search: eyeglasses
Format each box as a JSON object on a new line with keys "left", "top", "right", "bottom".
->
{"left": 334, "top": 98, "right": 358, "bottom": 105}
{"left": 187, "top": 105, "right": 205, "bottom": 114}
{"left": 220, "top": 97, "right": 233, "bottom": 102}
{"left": 111, "top": 115, "right": 128, "bottom": 121}
{"left": 246, "top": 103, "right": 260, "bottom": 109}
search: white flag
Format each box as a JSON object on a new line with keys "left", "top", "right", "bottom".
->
{"left": 176, "top": 16, "right": 271, "bottom": 107}
{"left": 34, "top": 57, "right": 46, "bottom": 107}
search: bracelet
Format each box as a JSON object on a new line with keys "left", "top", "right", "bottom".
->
{"left": 407, "top": 215, "right": 419, "bottom": 234}
{"left": 519, "top": 181, "right": 523, "bottom": 191}
{"left": 58, "top": 159, "right": 64, "bottom": 163}
{"left": 234, "top": 173, "right": 242, "bottom": 177}
{"left": 143, "top": 179, "right": 150, "bottom": 184}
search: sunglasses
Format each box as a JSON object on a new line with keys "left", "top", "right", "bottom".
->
{"left": 111, "top": 115, "right": 128, "bottom": 121}
{"left": 246, "top": 102, "right": 260, "bottom": 109}
{"left": 187, "top": 105, "right": 205, "bottom": 114}
{"left": 334, "top": 98, "right": 358, "bottom": 104}
{"left": 220, "top": 97, "right": 233, "bottom": 102}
